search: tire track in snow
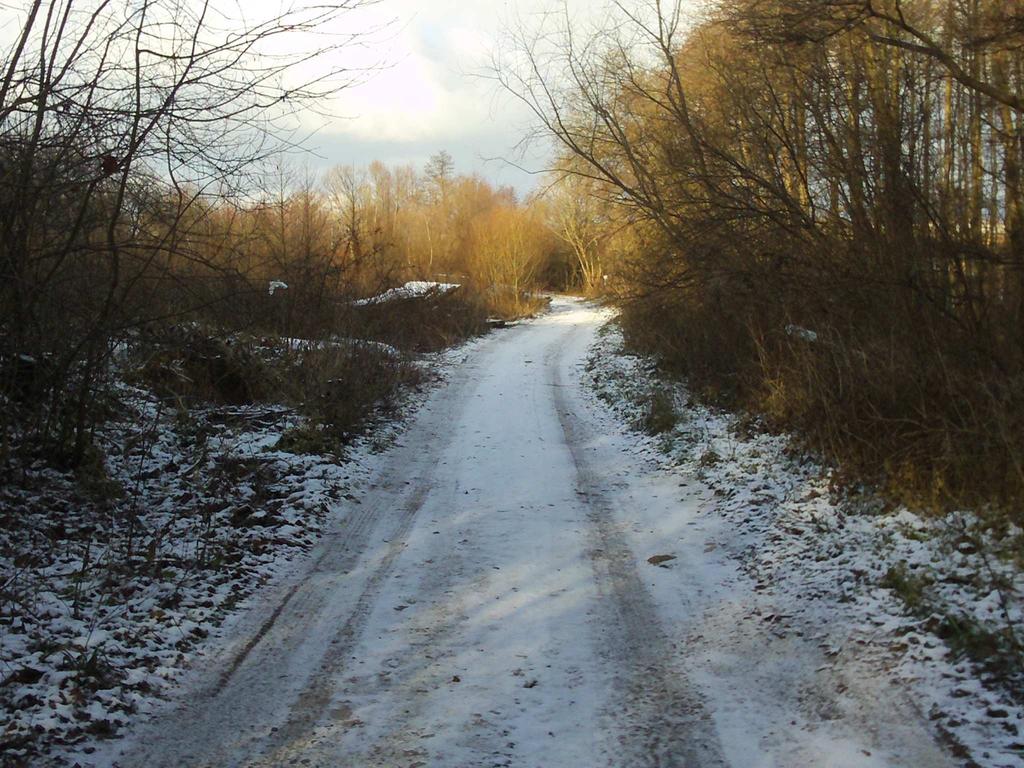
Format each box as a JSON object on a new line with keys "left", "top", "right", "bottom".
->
{"left": 113, "top": 358, "right": 477, "bottom": 768}
{"left": 253, "top": 482, "right": 435, "bottom": 764}
{"left": 252, "top": 364, "right": 487, "bottom": 766}
{"left": 210, "top": 490, "right": 393, "bottom": 696}
{"left": 549, "top": 331, "right": 728, "bottom": 768}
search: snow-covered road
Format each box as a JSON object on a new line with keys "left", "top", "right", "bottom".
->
{"left": 108, "top": 298, "right": 953, "bottom": 768}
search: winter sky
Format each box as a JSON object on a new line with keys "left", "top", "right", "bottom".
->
{"left": 302, "top": 0, "right": 603, "bottom": 196}
{"left": 0, "top": 0, "right": 647, "bottom": 195}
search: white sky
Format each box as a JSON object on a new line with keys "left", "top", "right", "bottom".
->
{"left": 0, "top": 0, "right": 664, "bottom": 196}
{"left": 299, "top": 0, "right": 604, "bottom": 195}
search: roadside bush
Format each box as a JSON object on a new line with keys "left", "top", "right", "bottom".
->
{"left": 351, "top": 287, "right": 490, "bottom": 352}
{"left": 133, "top": 328, "right": 282, "bottom": 406}
{"left": 617, "top": 244, "right": 1024, "bottom": 524}
{"left": 478, "top": 285, "right": 550, "bottom": 321}
{"left": 752, "top": 315, "right": 1024, "bottom": 519}
{"left": 880, "top": 562, "right": 932, "bottom": 614}
{"left": 639, "top": 387, "right": 678, "bottom": 435}
{"left": 128, "top": 323, "right": 426, "bottom": 453}
{"left": 280, "top": 342, "right": 423, "bottom": 448}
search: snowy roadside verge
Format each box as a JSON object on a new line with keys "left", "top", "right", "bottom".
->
{"left": 583, "top": 320, "right": 1024, "bottom": 767}
{"left": 0, "top": 337, "right": 483, "bottom": 768}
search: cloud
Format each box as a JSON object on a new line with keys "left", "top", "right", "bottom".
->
{"left": 320, "top": 6, "right": 519, "bottom": 145}
{"left": 294, "top": 0, "right": 612, "bottom": 193}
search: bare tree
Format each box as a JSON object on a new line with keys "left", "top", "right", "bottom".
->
{"left": 0, "top": 0, "right": 383, "bottom": 459}
{"left": 547, "top": 176, "right": 608, "bottom": 293}
{"left": 492, "top": 0, "right": 1024, "bottom": 521}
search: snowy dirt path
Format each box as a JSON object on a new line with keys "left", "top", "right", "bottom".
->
{"left": 105, "top": 298, "right": 954, "bottom": 768}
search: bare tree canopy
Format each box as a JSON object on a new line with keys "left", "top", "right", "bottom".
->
{"left": 0, "top": 0, "right": 383, "bottom": 458}
{"left": 495, "top": 0, "right": 1024, "bottom": 516}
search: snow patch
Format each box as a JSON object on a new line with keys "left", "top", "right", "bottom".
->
{"left": 353, "top": 281, "right": 460, "bottom": 306}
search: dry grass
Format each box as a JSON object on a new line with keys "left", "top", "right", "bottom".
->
{"left": 618, "top": 267, "right": 1024, "bottom": 525}
{"left": 350, "top": 288, "right": 490, "bottom": 352}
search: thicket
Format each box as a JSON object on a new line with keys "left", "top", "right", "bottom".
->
{"left": 0, "top": 2, "right": 571, "bottom": 474}
{"left": 502, "top": 0, "right": 1024, "bottom": 520}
